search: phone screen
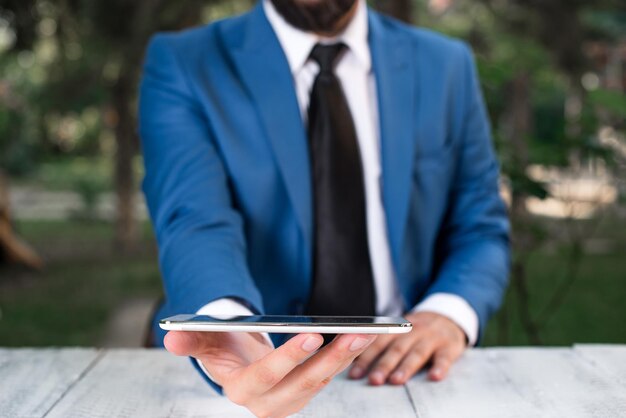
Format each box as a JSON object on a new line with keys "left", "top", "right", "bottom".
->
{"left": 162, "top": 314, "right": 409, "bottom": 327}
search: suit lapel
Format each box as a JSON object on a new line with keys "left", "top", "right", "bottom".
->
{"left": 220, "top": 6, "right": 416, "bottom": 276}
{"left": 369, "top": 12, "right": 416, "bottom": 273}
{"left": 221, "top": 3, "right": 313, "bottom": 250}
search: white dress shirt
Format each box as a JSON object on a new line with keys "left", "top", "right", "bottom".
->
{"left": 197, "top": 0, "right": 478, "bottom": 347}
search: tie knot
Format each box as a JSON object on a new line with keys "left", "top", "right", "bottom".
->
{"left": 309, "top": 43, "right": 346, "bottom": 73}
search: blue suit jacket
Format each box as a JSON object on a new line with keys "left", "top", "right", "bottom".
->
{"left": 139, "top": 3, "right": 510, "bottom": 350}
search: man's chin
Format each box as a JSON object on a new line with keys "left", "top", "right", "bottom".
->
{"left": 270, "top": 0, "right": 357, "bottom": 34}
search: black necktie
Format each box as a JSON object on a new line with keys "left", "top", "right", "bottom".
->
{"left": 304, "top": 43, "right": 376, "bottom": 318}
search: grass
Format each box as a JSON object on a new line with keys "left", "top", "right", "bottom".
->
{"left": 0, "top": 220, "right": 162, "bottom": 347}
{"left": 0, "top": 217, "right": 624, "bottom": 347}
{"left": 483, "top": 251, "right": 626, "bottom": 346}
{"left": 483, "top": 212, "right": 626, "bottom": 346}
{"left": 13, "top": 155, "right": 144, "bottom": 192}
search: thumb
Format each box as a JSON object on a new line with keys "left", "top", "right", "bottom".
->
{"left": 164, "top": 331, "right": 212, "bottom": 357}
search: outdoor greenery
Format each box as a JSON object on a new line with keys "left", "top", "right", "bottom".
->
{"left": 0, "top": 0, "right": 624, "bottom": 347}
{"left": 0, "top": 220, "right": 160, "bottom": 346}
{"left": 483, "top": 213, "right": 626, "bottom": 346}
{"left": 1, "top": 216, "right": 624, "bottom": 347}
{"left": 424, "top": 0, "right": 626, "bottom": 345}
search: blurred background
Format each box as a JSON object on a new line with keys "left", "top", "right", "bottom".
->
{"left": 0, "top": 0, "right": 624, "bottom": 348}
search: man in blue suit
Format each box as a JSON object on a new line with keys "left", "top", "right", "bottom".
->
{"left": 139, "top": 0, "right": 509, "bottom": 415}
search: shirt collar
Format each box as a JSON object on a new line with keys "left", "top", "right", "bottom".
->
{"left": 263, "top": 0, "right": 371, "bottom": 74}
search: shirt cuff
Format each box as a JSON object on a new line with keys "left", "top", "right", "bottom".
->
{"left": 197, "top": 298, "right": 274, "bottom": 347}
{"left": 197, "top": 298, "right": 256, "bottom": 316}
{"left": 411, "top": 293, "right": 479, "bottom": 346}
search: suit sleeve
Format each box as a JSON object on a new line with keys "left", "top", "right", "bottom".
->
{"left": 138, "top": 34, "right": 265, "bottom": 317}
{"left": 424, "top": 43, "right": 511, "bottom": 341}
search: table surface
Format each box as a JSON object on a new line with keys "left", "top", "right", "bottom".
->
{"left": 1, "top": 344, "right": 625, "bottom": 418}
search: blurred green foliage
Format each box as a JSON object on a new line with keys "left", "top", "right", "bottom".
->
{"left": 0, "top": 220, "right": 160, "bottom": 346}
{"left": 0, "top": 216, "right": 624, "bottom": 346}
{"left": 0, "top": 0, "right": 624, "bottom": 346}
{"left": 420, "top": 0, "right": 625, "bottom": 345}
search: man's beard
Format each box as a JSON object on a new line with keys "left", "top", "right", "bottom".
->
{"left": 270, "top": 0, "right": 357, "bottom": 34}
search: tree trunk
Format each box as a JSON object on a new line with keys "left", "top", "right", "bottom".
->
{"left": 0, "top": 171, "right": 44, "bottom": 270}
{"left": 107, "top": 0, "right": 168, "bottom": 253}
{"left": 504, "top": 71, "right": 543, "bottom": 345}
{"left": 374, "top": 0, "right": 413, "bottom": 24}
{"left": 107, "top": 0, "right": 237, "bottom": 252}
{"left": 507, "top": 72, "right": 532, "bottom": 219}
{"left": 112, "top": 74, "right": 139, "bottom": 253}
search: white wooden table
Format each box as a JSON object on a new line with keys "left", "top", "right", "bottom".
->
{"left": 1, "top": 345, "right": 625, "bottom": 417}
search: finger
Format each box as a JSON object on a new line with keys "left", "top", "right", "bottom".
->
{"left": 266, "top": 334, "right": 375, "bottom": 400}
{"left": 165, "top": 331, "right": 264, "bottom": 386}
{"left": 348, "top": 334, "right": 395, "bottom": 379}
{"left": 242, "top": 334, "right": 375, "bottom": 418}
{"left": 428, "top": 344, "right": 464, "bottom": 381}
{"left": 367, "top": 338, "right": 416, "bottom": 385}
{"left": 164, "top": 331, "right": 263, "bottom": 361}
{"left": 164, "top": 331, "right": 212, "bottom": 357}
{"left": 384, "top": 338, "right": 438, "bottom": 385}
{"left": 225, "top": 333, "right": 324, "bottom": 401}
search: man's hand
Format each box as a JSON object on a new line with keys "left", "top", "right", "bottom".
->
{"left": 348, "top": 312, "right": 466, "bottom": 385}
{"left": 164, "top": 331, "right": 376, "bottom": 418}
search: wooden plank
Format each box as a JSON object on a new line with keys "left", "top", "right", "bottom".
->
{"left": 406, "top": 348, "right": 540, "bottom": 418}
{"left": 295, "top": 370, "right": 416, "bottom": 418}
{"left": 45, "top": 349, "right": 252, "bottom": 418}
{"left": 45, "top": 349, "right": 416, "bottom": 418}
{"left": 8, "top": 347, "right": 625, "bottom": 417}
{"left": 407, "top": 347, "right": 626, "bottom": 418}
{"left": 574, "top": 344, "right": 626, "bottom": 384}
{"left": 0, "top": 348, "right": 99, "bottom": 418}
{"left": 488, "top": 347, "right": 626, "bottom": 417}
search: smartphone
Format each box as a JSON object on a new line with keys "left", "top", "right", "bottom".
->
{"left": 159, "top": 314, "right": 412, "bottom": 334}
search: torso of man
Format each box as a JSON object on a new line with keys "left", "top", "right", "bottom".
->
{"left": 197, "top": 0, "right": 478, "bottom": 347}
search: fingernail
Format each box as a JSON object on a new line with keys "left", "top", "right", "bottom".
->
{"left": 302, "top": 336, "right": 322, "bottom": 352}
{"left": 349, "top": 366, "right": 364, "bottom": 379}
{"left": 349, "top": 336, "right": 372, "bottom": 352}
{"left": 391, "top": 370, "right": 404, "bottom": 382}
{"left": 370, "top": 370, "right": 385, "bottom": 384}
{"left": 431, "top": 368, "right": 442, "bottom": 378}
